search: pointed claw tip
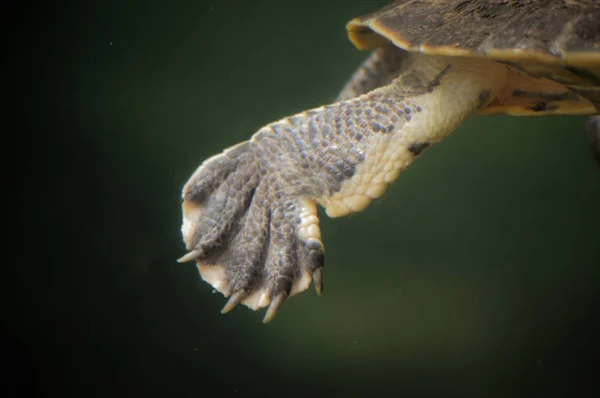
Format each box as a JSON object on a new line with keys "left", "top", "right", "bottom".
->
{"left": 313, "top": 268, "right": 323, "bottom": 296}
{"left": 262, "top": 293, "right": 287, "bottom": 324}
{"left": 177, "top": 249, "right": 202, "bottom": 263}
{"left": 221, "top": 290, "right": 246, "bottom": 314}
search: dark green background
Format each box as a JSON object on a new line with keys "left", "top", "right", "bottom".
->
{"left": 10, "top": 1, "right": 600, "bottom": 397}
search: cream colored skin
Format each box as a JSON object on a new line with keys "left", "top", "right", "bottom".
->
{"left": 180, "top": 52, "right": 509, "bottom": 322}
{"left": 320, "top": 55, "right": 507, "bottom": 218}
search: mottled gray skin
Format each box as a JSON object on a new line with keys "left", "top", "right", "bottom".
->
{"left": 191, "top": 153, "right": 326, "bottom": 300}
{"left": 182, "top": 51, "right": 425, "bottom": 306}
{"left": 337, "top": 45, "right": 410, "bottom": 101}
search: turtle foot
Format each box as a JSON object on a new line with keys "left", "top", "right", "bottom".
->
{"left": 179, "top": 142, "right": 325, "bottom": 322}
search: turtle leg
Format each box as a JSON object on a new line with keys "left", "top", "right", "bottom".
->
{"left": 179, "top": 53, "right": 509, "bottom": 322}
{"left": 585, "top": 115, "right": 600, "bottom": 166}
{"left": 336, "top": 45, "right": 408, "bottom": 101}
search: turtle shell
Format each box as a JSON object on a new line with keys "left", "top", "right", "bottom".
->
{"left": 347, "top": 0, "right": 600, "bottom": 116}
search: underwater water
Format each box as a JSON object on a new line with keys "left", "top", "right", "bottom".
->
{"left": 11, "top": 0, "right": 600, "bottom": 397}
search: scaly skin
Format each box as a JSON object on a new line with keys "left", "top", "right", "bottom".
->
{"left": 341, "top": 47, "right": 600, "bottom": 168}
{"left": 336, "top": 45, "right": 408, "bottom": 101}
{"left": 179, "top": 52, "right": 508, "bottom": 322}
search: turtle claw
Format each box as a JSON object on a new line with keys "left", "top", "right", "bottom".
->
{"left": 177, "top": 249, "right": 202, "bottom": 263}
{"left": 180, "top": 141, "right": 326, "bottom": 321}
{"left": 263, "top": 293, "right": 287, "bottom": 323}
{"left": 221, "top": 290, "right": 246, "bottom": 314}
{"left": 312, "top": 268, "right": 324, "bottom": 296}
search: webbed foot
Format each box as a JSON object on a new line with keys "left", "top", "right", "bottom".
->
{"left": 179, "top": 142, "right": 325, "bottom": 323}
{"left": 179, "top": 53, "right": 510, "bottom": 322}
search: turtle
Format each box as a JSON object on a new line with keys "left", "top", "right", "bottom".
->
{"left": 178, "top": 0, "right": 600, "bottom": 323}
